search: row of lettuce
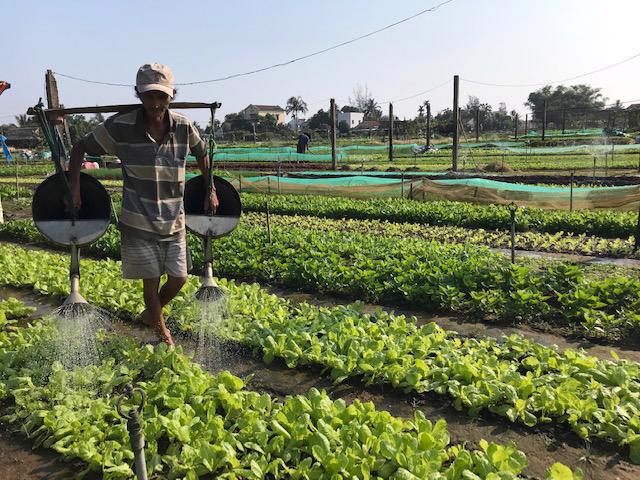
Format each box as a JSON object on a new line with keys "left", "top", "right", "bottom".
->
{"left": 241, "top": 193, "right": 636, "bottom": 239}
{"left": 2, "top": 219, "right": 640, "bottom": 338}
{"left": 0, "top": 243, "right": 631, "bottom": 472}
{"left": 0, "top": 294, "right": 576, "bottom": 478}
{"left": 243, "top": 212, "right": 639, "bottom": 259}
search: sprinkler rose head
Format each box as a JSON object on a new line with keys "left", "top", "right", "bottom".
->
{"left": 195, "top": 285, "right": 226, "bottom": 303}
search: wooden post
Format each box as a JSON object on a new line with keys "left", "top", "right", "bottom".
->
{"left": 611, "top": 142, "right": 615, "bottom": 165}
{"left": 524, "top": 113, "right": 528, "bottom": 134}
{"left": 605, "top": 152, "right": 608, "bottom": 177}
{"left": 542, "top": 100, "right": 547, "bottom": 141}
{"left": 561, "top": 109, "right": 566, "bottom": 134}
{"left": 330, "top": 98, "right": 337, "bottom": 170}
{"left": 45, "top": 70, "right": 72, "bottom": 152}
{"left": 238, "top": 175, "right": 242, "bottom": 192}
{"left": 426, "top": 101, "right": 431, "bottom": 147}
{"left": 267, "top": 176, "right": 271, "bottom": 194}
{"left": 388, "top": 103, "right": 394, "bottom": 162}
{"left": 452, "top": 75, "right": 459, "bottom": 171}
{"left": 514, "top": 113, "right": 519, "bottom": 139}
{"left": 569, "top": 171, "right": 574, "bottom": 212}
{"left": 475, "top": 108, "right": 480, "bottom": 143}
{"left": 593, "top": 155, "right": 597, "bottom": 180}
{"left": 277, "top": 162, "right": 281, "bottom": 194}
{"left": 400, "top": 172, "right": 404, "bottom": 197}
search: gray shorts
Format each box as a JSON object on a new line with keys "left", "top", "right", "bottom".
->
{"left": 120, "top": 232, "right": 192, "bottom": 279}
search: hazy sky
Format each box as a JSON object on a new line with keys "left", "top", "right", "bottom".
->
{"left": 3, "top": 0, "right": 639, "bottom": 126}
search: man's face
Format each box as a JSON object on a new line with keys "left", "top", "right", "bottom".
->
{"left": 139, "top": 90, "right": 171, "bottom": 121}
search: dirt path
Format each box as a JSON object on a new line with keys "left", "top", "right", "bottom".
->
{"left": 1, "top": 287, "right": 639, "bottom": 479}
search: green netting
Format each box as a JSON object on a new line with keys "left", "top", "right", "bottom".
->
{"left": 437, "top": 141, "right": 525, "bottom": 149}
{"left": 294, "top": 171, "right": 449, "bottom": 177}
{"left": 434, "top": 178, "right": 633, "bottom": 193}
{"left": 521, "top": 128, "right": 605, "bottom": 137}
{"left": 243, "top": 175, "right": 400, "bottom": 186}
{"left": 504, "top": 144, "right": 640, "bottom": 154}
{"left": 233, "top": 174, "right": 640, "bottom": 210}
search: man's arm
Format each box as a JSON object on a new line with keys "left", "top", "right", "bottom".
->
{"left": 196, "top": 153, "right": 219, "bottom": 214}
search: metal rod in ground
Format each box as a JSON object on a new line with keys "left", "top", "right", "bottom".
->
{"left": 265, "top": 201, "right": 271, "bottom": 244}
{"left": 14, "top": 157, "right": 19, "bottom": 199}
{"left": 117, "top": 385, "right": 148, "bottom": 480}
{"left": 635, "top": 202, "right": 640, "bottom": 253}
{"left": 509, "top": 204, "right": 517, "bottom": 264}
{"left": 569, "top": 171, "right": 574, "bottom": 212}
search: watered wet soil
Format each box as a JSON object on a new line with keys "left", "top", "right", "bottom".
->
{"left": 1, "top": 287, "right": 640, "bottom": 479}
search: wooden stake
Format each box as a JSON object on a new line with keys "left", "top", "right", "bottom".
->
{"left": 569, "top": 171, "right": 574, "bottom": 212}
{"left": 426, "top": 101, "right": 431, "bottom": 147}
{"left": 452, "top": 75, "right": 459, "bottom": 171}
{"left": 330, "top": 98, "right": 337, "bottom": 170}
{"left": 388, "top": 103, "right": 394, "bottom": 162}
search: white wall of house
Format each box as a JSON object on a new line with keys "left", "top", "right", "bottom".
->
{"left": 337, "top": 112, "right": 364, "bottom": 128}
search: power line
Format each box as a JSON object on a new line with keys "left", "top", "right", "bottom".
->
{"left": 462, "top": 50, "right": 640, "bottom": 88}
{"left": 382, "top": 79, "right": 451, "bottom": 104}
{"left": 53, "top": 0, "right": 455, "bottom": 88}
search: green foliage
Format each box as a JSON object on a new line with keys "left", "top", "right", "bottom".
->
{"left": 0, "top": 290, "right": 542, "bottom": 479}
{"left": 241, "top": 193, "right": 638, "bottom": 239}
{"left": 2, "top": 218, "right": 640, "bottom": 337}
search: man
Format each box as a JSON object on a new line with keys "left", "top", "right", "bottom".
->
{"left": 296, "top": 131, "right": 310, "bottom": 154}
{"left": 67, "top": 63, "right": 218, "bottom": 346}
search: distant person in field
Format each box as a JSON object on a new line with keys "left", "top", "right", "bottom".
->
{"left": 59, "top": 63, "right": 218, "bottom": 346}
{"left": 296, "top": 131, "right": 310, "bottom": 154}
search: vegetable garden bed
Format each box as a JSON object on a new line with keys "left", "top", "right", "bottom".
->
{"left": 0, "top": 243, "right": 639, "bottom": 471}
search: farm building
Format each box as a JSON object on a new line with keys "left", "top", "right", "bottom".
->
{"left": 239, "top": 104, "right": 286, "bottom": 124}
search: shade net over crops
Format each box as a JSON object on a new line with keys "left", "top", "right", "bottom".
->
{"left": 232, "top": 175, "right": 640, "bottom": 210}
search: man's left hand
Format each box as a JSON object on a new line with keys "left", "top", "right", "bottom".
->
{"left": 205, "top": 191, "right": 219, "bottom": 215}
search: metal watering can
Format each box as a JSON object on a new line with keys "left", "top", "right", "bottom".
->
{"left": 183, "top": 174, "right": 242, "bottom": 300}
{"left": 32, "top": 172, "right": 112, "bottom": 308}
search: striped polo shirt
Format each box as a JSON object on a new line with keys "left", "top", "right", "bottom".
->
{"left": 80, "top": 108, "right": 206, "bottom": 240}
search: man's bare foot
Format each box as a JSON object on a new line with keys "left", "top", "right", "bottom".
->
{"left": 139, "top": 309, "right": 154, "bottom": 327}
{"left": 157, "top": 324, "right": 175, "bottom": 347}
{"left": 140, "top": 309, "right": 175, "bottom": 346}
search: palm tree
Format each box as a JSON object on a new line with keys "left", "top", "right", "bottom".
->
{"left": 285, "top": 96, "right": 308, "bottom": 131}
{"left": 15, "top": 114, "right": 32, "bottom": 127}
{"left": 363, "top": 98, "right": 381, "bottom": 120}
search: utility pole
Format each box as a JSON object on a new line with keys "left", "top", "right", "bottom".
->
{"left": 475, "top": 108, "right": 480, "bottom": 143}
{"left": 524, "top": 113, "right": 528, "bottom": 134}
{"left": 561, "top": 109, "right": 566, "bottom": 135}
{"left": 452, "top": 75, "right": 459, "bottom": 171}
{"left": 426, "top": 101, "right": 431, "bottom": 147}
{"left": 330, "top": 98, "right": 337, "bottom": 170}
{"left": 541, "top": 100, "right": 547, "bottom": 141}
{"left": 388, "top": 103, "right": 394, "bottom": 162}
{"left": 514, "top": 113, "right": 519, "bottom": 139}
